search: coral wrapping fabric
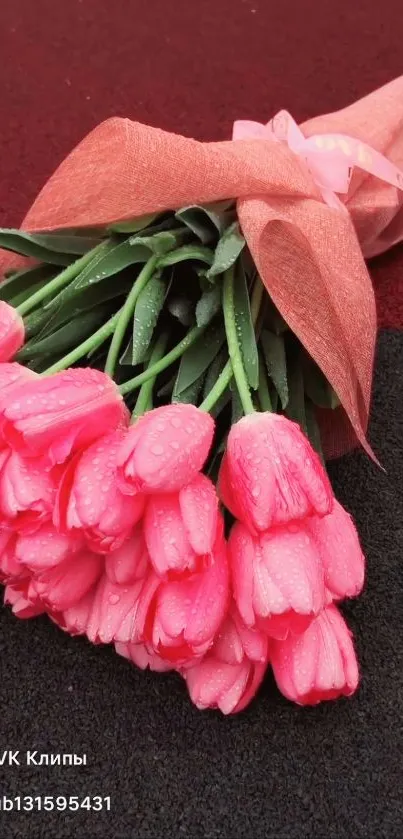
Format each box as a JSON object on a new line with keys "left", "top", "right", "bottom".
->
{"left": 1, "top": 76, "right": 403, "bottom": 457}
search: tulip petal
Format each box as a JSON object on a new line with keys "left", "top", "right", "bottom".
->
{"left": 144, "top": 493, "right": 197, "bottom": 576}
{"left": 16, "top": 523, "right": 83, "bottom": 571}
{"left": 35, "top": 550, "right": 102, "bottom": 611}
{"left": 0, "top": 302, "right": 25, "bottom": 362}
{"left": 179, "top": 473, "right": 218, "bottom": 555}
{"left": 2, "top": 368, "right": 128, "bottom": 463}
{"left": 308, "top": 500, "right": 365, "bottom": 599}
{"left": 105, "top": 525, "right": 149, "bottom": 585}
{"left": 119, "top": 404, "right": 214, "bottom": 493}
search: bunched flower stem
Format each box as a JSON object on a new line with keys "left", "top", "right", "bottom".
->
{"left": 16, "top": 243, "right": 105, "bottom": 317}
{"left": 104, "top": 255, "right": 159, "bottom": 378}
{"left": 199, "top": 273, "right": 266, "bottom": 414}
{"left": 222, "top": 265, "right": 255, "bottom": 415}
{"left": 132, "top": 331, "right": 169, "bottom": 419}
{"left": 119, "top": 324, "right": 205, "bottom": 396}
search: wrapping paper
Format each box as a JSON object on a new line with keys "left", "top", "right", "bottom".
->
{"left": 2, "top": 76, "right": 403, "bottom": 457}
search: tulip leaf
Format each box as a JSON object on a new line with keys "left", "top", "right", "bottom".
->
{"left": 173, "top": 320, "right": 226, "bottom": 396}
{"left": 157, "top": 244, "right": 214, "bottom": 268}
{"left": 233, "top": 262, "right": 259, "bottom": 389}
{"left": 285, "top": 356, "right": 308, "bottom": 434}
{"left": 265, "top": 297, "right": 289, "bottom": 335}
{"left": 108, "top": 212, "right": 163, "bottom": 234}
{"left": 17, "top": 306, "right": 109, "bottom": 361}
{"left": 305, "top": 399, "right": 325, "bottom": 463}
{"left": 0, "top": 229, "right": 102, "bottom": 265}
{"left": 175, "top": 205, "right": 223, "bottom": 244}
{"left": 303, "top": 354, "right": 340, "bottom": 409}
{"left": 0, "top": 264, "right": 56, "bottom": 306}
{"left": 172, "top": 371, "right": 206, "bottom": 405}
{"left": 168, "top": 297, "right": 195, "bottom": 326}
{"left": 131, "top": 272, "right": 166, "bottom": 365}
{"left": 129, "top": 230, "right": 179, "bottom": 256}
{"left": 260, "top": 329, "right": 289, "bottom": 409}
{"left": 195, "top": 284, "right": 221, "bottom": 327}
{"left": 206, "top": 222, "right": 245, "bottom": 279}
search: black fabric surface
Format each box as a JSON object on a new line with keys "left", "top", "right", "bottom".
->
{"left": 0, "top": 329, "right": 402, "bottom": 839}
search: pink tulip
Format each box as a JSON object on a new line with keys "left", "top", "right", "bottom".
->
{"left": 307, "top": 500, "right": 365, "bottom": 600}
{"left": 117, "top": 403, "right": 214, "bottom": 494}
{"left": 139, "top": 527, "right": 229, "bottom": 663}
{"left": 33, "top": 549, "right": 103, "bottom": 611}
{"left": 0, "top": 302, "right": 25, "bottom": 362}
{"left": 16, "top": 522, "right": 84, "bottom": 572}
{"left": 115, "top": 640, "right": 173, "bottom": 672}
{"left": 105, "top": 525, "right": 149, "bottom": 585}
{"left": 270, "top": 603, "right": 359, "bottom": 705}
{"left": 4, "top": 578, "right": 46, "bottom": 618}
{"left": 228, "top": 520, "right": 325, "bottom": 639}
{"left": 57, "top": 429, "right": 145, "bottom": 552}
{"left": 219, "top": 413, "right": 333, "bottom": 533}
{"left": 56, "top": 541, "right": 155, "bottom": 641}
{"left": 0, "top": 449, "right": 58, "bottom": 532}
{"left": 1, "top": 367, "right": 128, "bottom": 464}
{"left": 0, "top": 531, "right": 21, "bottom": 582}
{"left": 143, "top": 473, "right": 218, "bottom": 576}
{"left": 184, "top": 605, "right": 269, "bottom": 714}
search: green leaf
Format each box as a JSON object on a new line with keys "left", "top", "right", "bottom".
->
{"left": 172, "top": 371, "right": 206, "bottom": 404}
{"left": 168, "top": 297, "right": 194, "bottom": 326}
{"left": 41, "top": 239, "right": 151, "bottom": 326}
{"left": 233, "top": 262, "right": 259, "bottom": 389}
{"left": 206, "top": 222, "right": 245, "bottom": 279}
{"left": 230, "top": 385, "right": 244, "bottom": 425}
{"left": 17, "top": 307, "right": 109, "bottom": 361}
{"left": 0, "top": 229, "right": 102, "bottom": 265}
{"left": 302, "top": 354, "right": 340, "bottom": 409}
{"left": 175, "top": 205, "right": 223, "bottom": 244}
{"left": 265, "top": 297, "right": 289, "bottom": 334}
{"left": 285, "top": 357, "right": 307, "bottom": 434}
{"left": 305, "top": 399, "right": 325, "bottom": 463}
{"left": 173, "top": 320, "right": 225, "bottom": 396}
{"left": 108, "top": 212, "right": 163, "bottom": 234}
{"left": 129, "top": 230, "right": 179, "bottom": 256}
{"left": 195, "top": 284, "right": 221, "bottom": 327}
{"left": 0, "top": 264, "right": 55, "bottom": 305}
{"left": 131, "top": 272, "right": 166, "bottom": 364}
{"left": 157, "top": 244, "right": 214, "bottom": 268}
{"left": 260, "top": 329, "right": 289, "bottom": 409}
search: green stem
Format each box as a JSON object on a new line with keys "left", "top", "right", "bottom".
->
{"left": 200, "top": 274, "right": 266, "bottom": 413}
{"left": 222, "top": 266, "right": 255, "bottom": 415}
{"left": 199, "top": 360, "right": 232, "bottom": 413}
{"left": 104, "top": 255, "right": 159, "bottom": 377}
{"left": 41, "top": 309, "right": 122, "bottom": 376}
{"left": 132, "top": 332, "right": 169, "bottom": 419}
{"left": 119, "top": 324, "right": 204, "bottom": 396}
{"left": 17, "top": 243, "right": 104, "bottom": 317}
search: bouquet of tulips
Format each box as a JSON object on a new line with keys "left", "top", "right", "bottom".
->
{"left": 1, "top": 76, "right": 403, "bottom": 714}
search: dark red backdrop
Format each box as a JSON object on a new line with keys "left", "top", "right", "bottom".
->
{"left": 1, "top": 0, "right": 402, "bottom": 327}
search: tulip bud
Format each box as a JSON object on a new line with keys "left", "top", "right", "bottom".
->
{"left": 0, "top": 301, "right": 25, "bottom": 362}
{"left": 1, "top": 367, "right": 128, "bottom": 464}
{"left": 270, "top": 604, "right": 359, "bottom": 704}
{"left": 307, "top": 500, "right": 365, "bottom": 600}
{"left": 117, "top": 403, "right": 214, "bottom": 494}
{"left": 228, "top": 520, "right": 325, "bottom": 639}
{"left": 58, "top": 428, "right": 145, "bottom": 553}
{"left": 184, "top": 605, "right": 269, "bottom": 714}
{"left": 219, "top": 413, "right": 333, "bottom": 533}
{"left": 143, "top": 473, "right": 218, "bottom": 576}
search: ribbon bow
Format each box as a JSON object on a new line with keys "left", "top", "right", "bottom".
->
{"left": 234, "top": 110, "right": 403, "bottom": 211}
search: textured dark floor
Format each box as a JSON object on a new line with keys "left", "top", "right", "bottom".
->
{"left": 1, "top": 1, "right": 403, "bottom": 837}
